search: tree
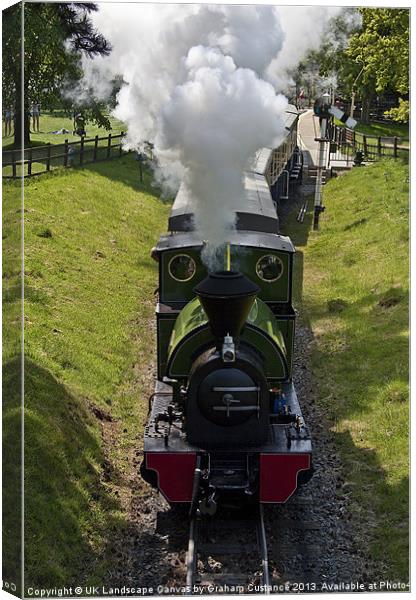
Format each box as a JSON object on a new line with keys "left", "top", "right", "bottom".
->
{"left": 345, "top": 8, "right": 409, "bottom": 123}
{"left": 2, "top": 2, "right": 111, "bottom": 146}
{"left": 293, "top": 9, "right": 362, "bottom": 105}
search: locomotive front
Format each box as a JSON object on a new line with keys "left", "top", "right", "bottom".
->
{"left": 142, "top": 229, "right": 312, "bottom": 510}
{"left": 182, "top": 269, "right": 268, "bottom": 448}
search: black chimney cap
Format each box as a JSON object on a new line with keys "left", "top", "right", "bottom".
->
{"left": 194, "top": 270, "right": 259, "bottom": 298}
{"left": 194, "top": 271, "right": 259, "bottom": 340}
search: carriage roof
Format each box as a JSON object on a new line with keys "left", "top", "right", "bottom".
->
{"left": 168, "top": 172, "right": 278, "bottom": 234}
{"left": 156, "top": 229, "right": 295, "bottom": 253}
{"left": 167, "top": 104, "right": 299, "bottom": 236}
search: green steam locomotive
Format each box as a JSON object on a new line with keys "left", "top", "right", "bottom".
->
{"left": 141, "top": 105, "right": 312, "bottom": 512}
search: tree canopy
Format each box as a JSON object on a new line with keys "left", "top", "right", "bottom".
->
{"left": 2, "top": 2, "right": 111, "bottom": 145}
{"left": 293, "top": 7, "right": 409, "bottom": 123}
{"left": 346, "top": 8, "right": 409, "bottom": 97}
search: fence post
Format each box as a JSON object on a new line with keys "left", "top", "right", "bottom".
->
{"left": 119, "top": 132, "right": 124, "bottom": 157}
{"left": 79, "top": 137, "right": 85, "bottom": 166}
{"left": 46, "top": 143, "right": 51, "bottom": 172}
{"left": 12, "top": 151, "right": 16, "bottom": 178}
{"left": 377, "top": 136, "right": 381, "bottom": 157}
{"left": 28, "top": 148, "right": 32, "bottom": 176}
{"left": 93, "top": 135, "right": 98, "bottom": 161}
{"left": 363, "top": 135, "right": 368, "bottom": 157}
{"left": 394, "top": 137, "right": 398, "bottom": 159}
{"left": 64, "top": 139, "right": 69, "bottom": 167}
{"left": 107, "top": 133, "right": 112, "bottom": 159}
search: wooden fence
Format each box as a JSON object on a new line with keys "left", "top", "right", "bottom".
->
{"left": 2, "top": 132, "right": 126, "bottom": 179}
{"left": 329, "top": 125, "right": 409, "bottom": 167}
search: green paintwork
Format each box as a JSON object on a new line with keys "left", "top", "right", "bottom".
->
{"left": 160, "top": 246, "right": 291, "bottom": 305}
{"left": 161, "top": 249, "right": 208, "bottom": 303}
{"left": 157, "top": 315, "right": 177, "bottom": 380}
{"left": 167, "top": 297, "right": 288, "bottom": 379}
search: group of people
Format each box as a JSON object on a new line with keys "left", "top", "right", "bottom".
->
{"left": 3, "top": 101, "right": 41, "bottom": 136}
{"left": 3, "top": 104, "right": 88, "bottom": 138}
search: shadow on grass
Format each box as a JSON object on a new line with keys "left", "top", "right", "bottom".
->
{"left": 80, "top": 154, "right": 174, "bottom": 201}
{"left": 3, "top": 356, "right": 134, "bottom": 589}
{"left": 304, "top": 269, "right": 408, "bottom": 577}
{"left": 333, "top": 430, "right": 409, "bottom": 577}
{"left": 2, "top": 139, "right": 51, "bottom": 152}
{"left": 3, "top": 355, "right": 22, "bottom": 595}
{"left": 3, "top": 284, "right": 48, "bottom": 305}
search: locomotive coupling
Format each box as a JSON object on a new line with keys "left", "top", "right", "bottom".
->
{"left": 199, "top": 491, "right": 218, "bottom": 516}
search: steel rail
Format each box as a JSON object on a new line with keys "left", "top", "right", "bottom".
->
{"left": 258, "top": 504, "right": 271, "bottom": 592}
{"left": 185, "top": 505, "right": 270, "bottom": 594}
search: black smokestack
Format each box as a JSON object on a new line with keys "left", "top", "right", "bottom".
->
{"left": 194, "top": 271, "right": 259, "bottom": 340}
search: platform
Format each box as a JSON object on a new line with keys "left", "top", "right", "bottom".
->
{"left": 298, "top": 109, "right": 322, "bottom": 167}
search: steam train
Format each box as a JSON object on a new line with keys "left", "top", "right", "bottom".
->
{"left": 141, "top": 105, "right": 312, "bottom": 513}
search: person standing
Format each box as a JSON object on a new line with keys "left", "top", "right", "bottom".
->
{"left": 4, "top": 107, "right": 12, "bottom": 136}
{"left": 31, "top": 101, "right": 40, "bottom": 132}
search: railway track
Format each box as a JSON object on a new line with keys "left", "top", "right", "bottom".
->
{"left": 186, "top": 503, "right": 270, "bottom": 593}
{"left": 183, "top": 492, "right": 324, "bottom": 594}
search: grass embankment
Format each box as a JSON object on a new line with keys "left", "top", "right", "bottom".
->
{"left": 282, "top": 159, "right": 409, "bottom": 579}
{"left": 3, "top": 181, "right": 22, "bottom": 593}
{"left": 2, "top": 111, "right": 126, "bottom": 149}
{"left": 3, "top": 155, "right": 170, "bottom": 588}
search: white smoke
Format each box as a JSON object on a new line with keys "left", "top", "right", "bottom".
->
{"left": 265, "top": 6, "right": 344, "bottom": 93}
{"left": 157, "top": 45, "right": 287, "bottom": 255}
{"left": 79, "top": 3, "right": 348, "bottom": 264}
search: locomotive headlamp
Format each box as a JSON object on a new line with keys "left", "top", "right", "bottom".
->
{"left": 222, "top": 334, "right": 235, "bottom": 363}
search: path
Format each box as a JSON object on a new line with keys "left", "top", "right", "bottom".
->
{"left": 298, "top": 109, "right": 353, "bottom": 171}
{"left": 297, "top": 109, "right": 321, "bottom": 168}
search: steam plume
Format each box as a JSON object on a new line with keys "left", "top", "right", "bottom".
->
{"left": 79, "top": 4, "right": 344, "bottom": 265}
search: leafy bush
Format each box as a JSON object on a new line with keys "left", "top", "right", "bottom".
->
{"left": 384, "top": 98, "right": 409, "bottom": 123}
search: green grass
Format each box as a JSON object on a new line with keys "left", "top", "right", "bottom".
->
{"left": 2, "top": 181, "right": 22, "bottom": 594}
{"left": 355, "top": 120, "right": 409, "bottom": 143}
{"left": 2, "top": 111, "right": 128, "bottom": 178}
{"left": 2, "top": 110, "right": 125, "bottom": 149}
{"left": 3, "top": 155, "right": 171, "bottom": 588}
{"left": 334, "top": 118, "right": 409, "bottom": 145}
{"left": 281, "top": 158, "right": 409, "bottom": 580}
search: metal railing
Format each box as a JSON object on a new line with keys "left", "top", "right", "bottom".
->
{"left": 328, "top": 125, "right": 409, "bottom": 167}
